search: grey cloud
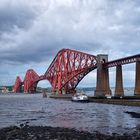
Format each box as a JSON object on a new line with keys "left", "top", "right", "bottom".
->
{"left": 0, "top": 0, "right": 140, "bottom": 86}
{"left": 1, "top": 0, "right": 140, "bottom": 64}
{"left": 0, "top": 2, "right": 36, "bottom": 34}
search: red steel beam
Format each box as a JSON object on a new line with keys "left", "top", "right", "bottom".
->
{"left": 104, "top": 54, "right": 140, "bottom": 68}
{"left": 44, "top": 48, "right": 97, "bottom": 93}
{"left": 13, "top": 49, "right": 97, "bottom": 94}
{"left": 24, "top": 69, "right": 40, "bottom": 93}
{"left": 13, "top": 50, "right": 140, "bottom": 94}
{"left": 13, "top": 76, "right": 22, "bottom": 93}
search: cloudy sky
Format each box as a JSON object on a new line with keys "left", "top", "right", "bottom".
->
{"left": 0, "top": 0, "right": 140, "bottom": 88}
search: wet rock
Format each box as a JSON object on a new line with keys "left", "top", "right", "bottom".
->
{"left": 124, "top": 111, "right": 140, "bottom": 118}
{"left": 0, "top": 125, "right": 140, "bottom": 140}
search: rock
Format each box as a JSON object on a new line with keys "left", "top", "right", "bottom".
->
{"left": 0, "top": 125, "right": 140, "bottom": 140}
{"left": 124, "top": 111, "right": 140, "bottom": 118}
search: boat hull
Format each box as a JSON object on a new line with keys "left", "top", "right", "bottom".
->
{"left": 71, "top": 99, "right": 89, "bottom": 103}
{"left": 71, "top": 94, "right": 89, "bottom": 102}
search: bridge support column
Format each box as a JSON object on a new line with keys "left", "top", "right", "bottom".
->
{"left": 134, "top": 61, "right": 140, "bottom": 95}
{"left": 94, "top": 55, "right": 112, "bottom": 97}
{"left": 115, "top": 65, "right": 124, "bottom": 97}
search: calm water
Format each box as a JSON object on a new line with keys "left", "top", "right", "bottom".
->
{"left": 0, "top": 92, "right": 140, "bottom": 135}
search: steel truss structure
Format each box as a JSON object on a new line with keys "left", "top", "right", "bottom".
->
{"left": 24, "top": 69, "right": 40, "bottom": 93}
{"left": 13, "top": 49, "right": 140, "bottom": 94}
{"left": 13, "top": 49, "right": 97, "bottom": 93}
{"left": 13, "top": 76, "right": 22, "bottom": 93}
{"left": 45, "top": 49, "right": 97, "bottom": 93}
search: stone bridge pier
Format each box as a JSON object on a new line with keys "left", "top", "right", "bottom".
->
{"left": 95, "top": 54, "right": 140, "bottom": 97}
{"left": 134, "top": 61, "right": 140, "bottom": 96}
{"left": 94, "top": 55, "right": 112, "bottom": 97}
{"left": 115, "top": 65, "right": 124, "bottom": 97}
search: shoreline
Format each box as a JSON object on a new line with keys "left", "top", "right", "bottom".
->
{"left": 50, "top": 94, "right": 140, "bottom": 106}
{"left": 89, "top": 98, "right": 140, "bottom": 106}
{"left": 0, "top": 125, "right": 140, "bottom": 140}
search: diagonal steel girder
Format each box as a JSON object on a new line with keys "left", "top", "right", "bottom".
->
{"left": 44, "top": 48, "right": 97, "bottom": 93}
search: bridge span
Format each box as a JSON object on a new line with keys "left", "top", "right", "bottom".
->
{"left": 13, "top": 49, "right": 140, "bottom": 97}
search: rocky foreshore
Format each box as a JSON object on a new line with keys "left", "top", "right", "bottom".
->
{"left": 0, "top": 124, "right": 140, "bottom": 140}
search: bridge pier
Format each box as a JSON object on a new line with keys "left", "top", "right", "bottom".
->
{"left": 94, "top": 55, "right": 112, "bottom": 97}
{"left": 134, "top": 61, "right": 140, "bottom": 95}
{"left": 115, "top": 65, "right": 124, "bottom": 97}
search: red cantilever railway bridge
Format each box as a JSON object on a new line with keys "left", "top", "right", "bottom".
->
{"left": 13, "top": 48, "right": 97, "bottom": 94}
{"left": 13, "top": 48, "right": 140, "bottom": 96}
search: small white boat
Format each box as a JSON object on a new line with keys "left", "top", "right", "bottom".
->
{"left": 105, "top": 94, "right": 112, "bottom": 99}
{"left": 72, "top": 93, "right": 89, "bottom": 102}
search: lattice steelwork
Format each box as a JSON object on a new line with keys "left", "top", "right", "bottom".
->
{"left": 24, "top": 69, "right": 40, "bottom": 93}
{"left": 45, "top": 49, "right": 97, "bottom": 93}
{"left": 13, "top": 76, "right": 22, "bottom": 93}
{"left": 104, "top": 54, "right": 140, "bottom": 68}
{"left": 13, "top": 49, "right": 140, "bottom": 94}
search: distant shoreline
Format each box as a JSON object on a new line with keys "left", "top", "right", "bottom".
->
{"left": 49, "top": 94, "right": 140, "bottom": 107}
{"left": 1, "top": 92, "right": 140, "bottom": 106}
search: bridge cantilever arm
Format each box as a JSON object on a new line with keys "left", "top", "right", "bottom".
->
{"left": 103, "top": 54, "right": 140, "bottom": 68}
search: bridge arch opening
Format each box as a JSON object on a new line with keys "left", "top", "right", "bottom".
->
{"left": 122, "top": 64, "right": 135, "bottom": 96}
{"left": 109, "top": 67, "right": 116, "bottom": 96}
{"left": 77, "top": 70, "right": 97, "bottom": 96}
{"left": 109, "top": 64, "right": 135, "bottom": 96}
{"left": 37, "top": 80, "right": 52, "bottom": 92}
{"left": 102, "top": 58, "right": 106, "bottom": 63}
